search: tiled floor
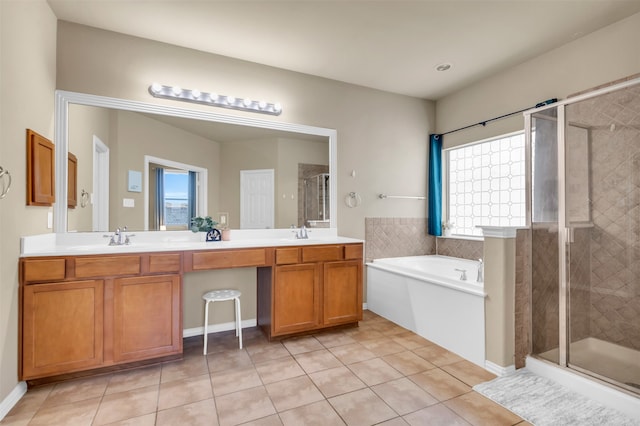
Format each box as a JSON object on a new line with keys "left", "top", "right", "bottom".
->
{"left": 2, "top": 311, "right": 530, "bottom": 425}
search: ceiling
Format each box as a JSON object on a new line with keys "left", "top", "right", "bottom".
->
{"left": 47, "top": 0, "right": 640, "bottom": 100}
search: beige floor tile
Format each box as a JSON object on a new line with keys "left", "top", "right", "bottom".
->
{"left": 156, "top": 398, "right": 218, "bottom": 426}
{"left": 391, "top": 332, "right": 434, "bottom": 350}
{"left": 92, "top": 384, "right": 159, "bottom": 425}
{"left": 241, "top": 414, "right": 284, "bottom": 426}
{"left": 309, "top": 365, "right": 367, "bottom": 398}
{"left": 0, "top": 410, "right": 34, "bottom": 425}
{"left": 403, "top": 403, "right": 470, "bottom": 426}
{"left": 215, "top": 386, "right": 276, "bottom": 426}
{"left": 374, "top": 322, "right": 410, "bottom": 336}
{"left": 383, "top": 350, "right": 437, "bottom": 375}
{"left": 161, "top": 353, "right": 209, "bottom": 383}
{"left": 247, "top": 342, "right": 291, "bottom": 364}
{"left": 106, "top": 364, "right": 161, "bottom": 394}
{"left": 3, "top": 385, "right": 52, "bottom": 417}
{"left": 279, "top": 400, "right": 346, "bottom": 426}
{"left": 348, "top": 357, "right": 403, "bottom": 386}
{"left": 255, "top": 356, "right": 305, "bottom": 384}
{"left": 204, "top": 330, "right": 244, "bottom": 354}
{"left": 42, "top": 375, "right": 110, "bottom": 408}
{"left": 345, "top": 328, "right": 385, "bottom": 342}
{"left": 294, "top": 349, "right": 343, "bottom": 374}
{"left": 444, "top": 392, "right": 522, "bottom": 426}
{"left": 371, "top": 377, "right": 438, "bottom": 415}
{"left": 157, "top": 373, "right": 213, "bottom": 410}
{"left": 359, "top": 337, "right": 406, "bottom": 356}
{"left": 282, "top": 335, "right": 324, "bottom": 354}
{"left": 207, "top": 348, "right": 253, "bottom": 373}
{"left": 28, "top": 397, "right": 101, "bottom": 426}
{"left": 413, "top": 344, "right": 465, "bottom": 367}
{"left": 314, "top": 331, "right": 357, "bottom": 348}
{"left": 408, "top": 369, "right": 471, "bottom": 401}
{"left": 441, "top": 360, "right": 496, "bottom": 387}
{"left": 329, "top": 343, "right": 376, "bottom": 365}
{"left": 378, "top": 418, "right": 410, "bottom": 426}
{"left": 105, "top": 412, "right": 157, "bottom": 426}
{"left": 211, "top": 366, "right": 263, "bottom": 396}
{"left": 329, "top": 388, "right": 397, "bottom": 425}
{"left": 265, "top": 376, "right": 325, "bottom": 412}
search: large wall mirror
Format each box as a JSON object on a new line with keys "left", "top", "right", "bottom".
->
{"left": 54, "top": 91, "right": 337, "bottom": 233}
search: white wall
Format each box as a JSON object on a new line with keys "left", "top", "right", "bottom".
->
{"left": 435, "top": 12, "right": 640, "bottom": 148}
{"left": 0, "top": 0, "right": 57, "bottom": 413}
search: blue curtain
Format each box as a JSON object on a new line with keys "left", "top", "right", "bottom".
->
{"left": 188, "top": 171, "right": 197, "bottom": 222}
{"left": 155, "top": 167, "right": 165, "bottom": 230}
{"left": 428, "top": 134, "right": 443, "bottom": 236}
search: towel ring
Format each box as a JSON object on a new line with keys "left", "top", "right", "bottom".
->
{"left": 0, "top": 166, "right": 12, "bottom": 199}
{"left": 344, "top": 191, "right": 361, "bottom": 208}
{"left": 80, "top": 189, "right": 89, "bottom": 208}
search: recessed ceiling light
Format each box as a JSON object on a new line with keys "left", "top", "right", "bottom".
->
{"left": 435, "top": 63, "right": 452, "bottom": 72}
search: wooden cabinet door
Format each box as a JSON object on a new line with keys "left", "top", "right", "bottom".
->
{"left": 26, "top": 129, "right": 55, "bottom": 206}
{"left": 323, "top": 260, "right": 363, "bottom": 326}
{"left": 113, "top": 275, "right": 182, "bottom": 363}
{"left": 21, "top": 280, "right": 104, "bottom": 379}
{"left": 273, "top": 264, "right": 321, "bottom": 336}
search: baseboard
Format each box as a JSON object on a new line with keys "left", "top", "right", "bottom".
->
{"left": 485, "top": 360, "right": 516, "bottom": 377}
{"left": 0, "top": 381, "right": 27, "bottom": 421}
{"left": 362, "top": 303, "right": 368, "bottom": 310}
{"left": 183, "top": 318, "right": 257, "bottom": 338}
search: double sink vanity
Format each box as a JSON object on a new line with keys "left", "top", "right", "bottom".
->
{"left": 19, "top": 230, "right": 363, "bottom": 382}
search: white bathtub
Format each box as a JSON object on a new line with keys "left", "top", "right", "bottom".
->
{"left": 366, "top": 255, "right": 486, "bottom": 366}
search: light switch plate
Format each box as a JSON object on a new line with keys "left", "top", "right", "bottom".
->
{"left": 123, "top": 198, "right": 135, "bottom": 208}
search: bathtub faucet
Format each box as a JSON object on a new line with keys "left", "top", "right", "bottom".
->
{"left": 477, "top": 258, "right": 484, "bottom": 283}
{"left": 454, "top": 268, "right": 467, "bottom": 281}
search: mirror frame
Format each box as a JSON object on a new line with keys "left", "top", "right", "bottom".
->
{"left": 54, "top": 90, "right": 337, "bottom": 232}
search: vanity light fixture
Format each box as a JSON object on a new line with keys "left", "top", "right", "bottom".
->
{"left": 148, "top": 83, "right": 282, "bottom": 116}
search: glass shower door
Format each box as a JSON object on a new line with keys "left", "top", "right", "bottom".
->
{"left": 564, "top": 85, "right": 640, "bottom": 393}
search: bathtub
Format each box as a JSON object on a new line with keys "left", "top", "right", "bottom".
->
{"left": 366, "top": 255, "right": 486, "bottom": 366}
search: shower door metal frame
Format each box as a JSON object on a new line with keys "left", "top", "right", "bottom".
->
{"left": 525, "top": 75, "right": 640, "bottom": 373}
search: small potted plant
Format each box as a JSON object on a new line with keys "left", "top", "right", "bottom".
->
{"left": 191, "top": 216, "right": 218, "bottom": 241}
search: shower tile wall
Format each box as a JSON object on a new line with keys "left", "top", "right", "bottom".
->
{"left": 531, "top": 227, "right": 560, "bottom": 355}
{"left": 569, "top": 228, "right": 591, "bottom": 343}
{"left": 364, "top": 218, "right": 435, "bottom": 262}
{"left": 569, "top": 85, "right": 640, "bottom": 350}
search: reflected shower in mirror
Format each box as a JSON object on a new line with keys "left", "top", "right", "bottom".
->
{"left": 57, "top": 91, "right": 337, "bottom": 233}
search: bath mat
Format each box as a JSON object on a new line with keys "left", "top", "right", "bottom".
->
{"left": 473, "top": 369, "right": 639, "bottom": 426}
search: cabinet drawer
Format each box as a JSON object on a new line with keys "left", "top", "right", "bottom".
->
{"left": 191, "top": 248, "right": 267, "bottom": 270}
{"left": 75, "top": 255, "right": 141, "bottom": 278}
{"left": 275, "top": 248, "right": 300, "bottom": 265}
{"left": 344, "top": 244, "right": 363, "bottom": 260}
{"left": 22, "top": 258, "right": 66, "bottom": 283}
{"left": 301, "top": 245, "right": 343, "bottom": 263}
{"left": 148, "top": 253, "right": 182, "bottom": 273}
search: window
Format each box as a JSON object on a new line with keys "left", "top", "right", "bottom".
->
{"left": 163, "top": 170, "right": 190, "bottom": 229}
{"left": 446, "top": 131, "right": 526, "bottom": 237}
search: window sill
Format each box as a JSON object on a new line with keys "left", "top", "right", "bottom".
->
{"left": 437, "top": 234, "right": 484, "bottom": 242}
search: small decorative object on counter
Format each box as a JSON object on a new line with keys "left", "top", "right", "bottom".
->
{"left": 442, "top": 221, "right": 453, "bottom": 236}
{"left": 206, "top": 228, "right": 222, "bottom": 242}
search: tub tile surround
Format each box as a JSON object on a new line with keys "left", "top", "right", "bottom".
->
{"left": 1, "top": 312, "right": 529, "bottom": 426}
{"left": 436, "top": 237, "right": 484, "bottom": 261}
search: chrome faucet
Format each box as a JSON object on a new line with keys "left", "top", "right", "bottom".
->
{"left": 454, "top": 268, "right": 467, "bottom": 281}
{"left": 291, "top": 225, "right": 309, "bottom": 239}
{"left": 104, "top": 226, "right": 135, "bottom": 245}
{"left": 477, "top": 258, "right": 484, "bottom": 283}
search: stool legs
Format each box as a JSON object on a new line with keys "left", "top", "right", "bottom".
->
{"left": 203, "top": 300, "right": 210, "bottom": 355}
{"left": 235, "top": 296, "right": 243, "bottom": 349}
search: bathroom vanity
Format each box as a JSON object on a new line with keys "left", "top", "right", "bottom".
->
{"left": 18, "top": 233, "right": 363, "bottom": 381}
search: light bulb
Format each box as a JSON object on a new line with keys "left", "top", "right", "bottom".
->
{"left": 151, "top": 83, "right": 162, "bottom": 94}
{"left": 172, "top": 86, "right": 182, "bottom": 96}
{"left": 226, "top": 96, "right": 236, "bottom": 105}
{"left": 274, "top": 103, "right": 282, "bottom": 113}
{"left": 209, "top": 93, "right": 219, "bottom": 102}
{"left": 258, "top": 100, "right": 267, "bottom": 109}
{"left": 243, "top": 98, "right": 252, "bottom": 107}
{"left": 191, "top": 89, "right": 201, "bottom": 99}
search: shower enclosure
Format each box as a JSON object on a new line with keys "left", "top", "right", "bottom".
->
{"left": 527, "top": 77, "right": 640, "bottom": 394}
{"left": 303, "top": 173, "right": 330, "bottom": 227}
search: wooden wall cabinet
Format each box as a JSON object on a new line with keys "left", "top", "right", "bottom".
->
{"left": 67, "top": 153, "right": 78, "bottom": 208}
{"left": 26, "top": 129, "right": 55, "bottom": 206}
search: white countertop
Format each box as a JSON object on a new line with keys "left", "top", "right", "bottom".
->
{"left": 21, "top": 229, "right": 363, "bottom": 257}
